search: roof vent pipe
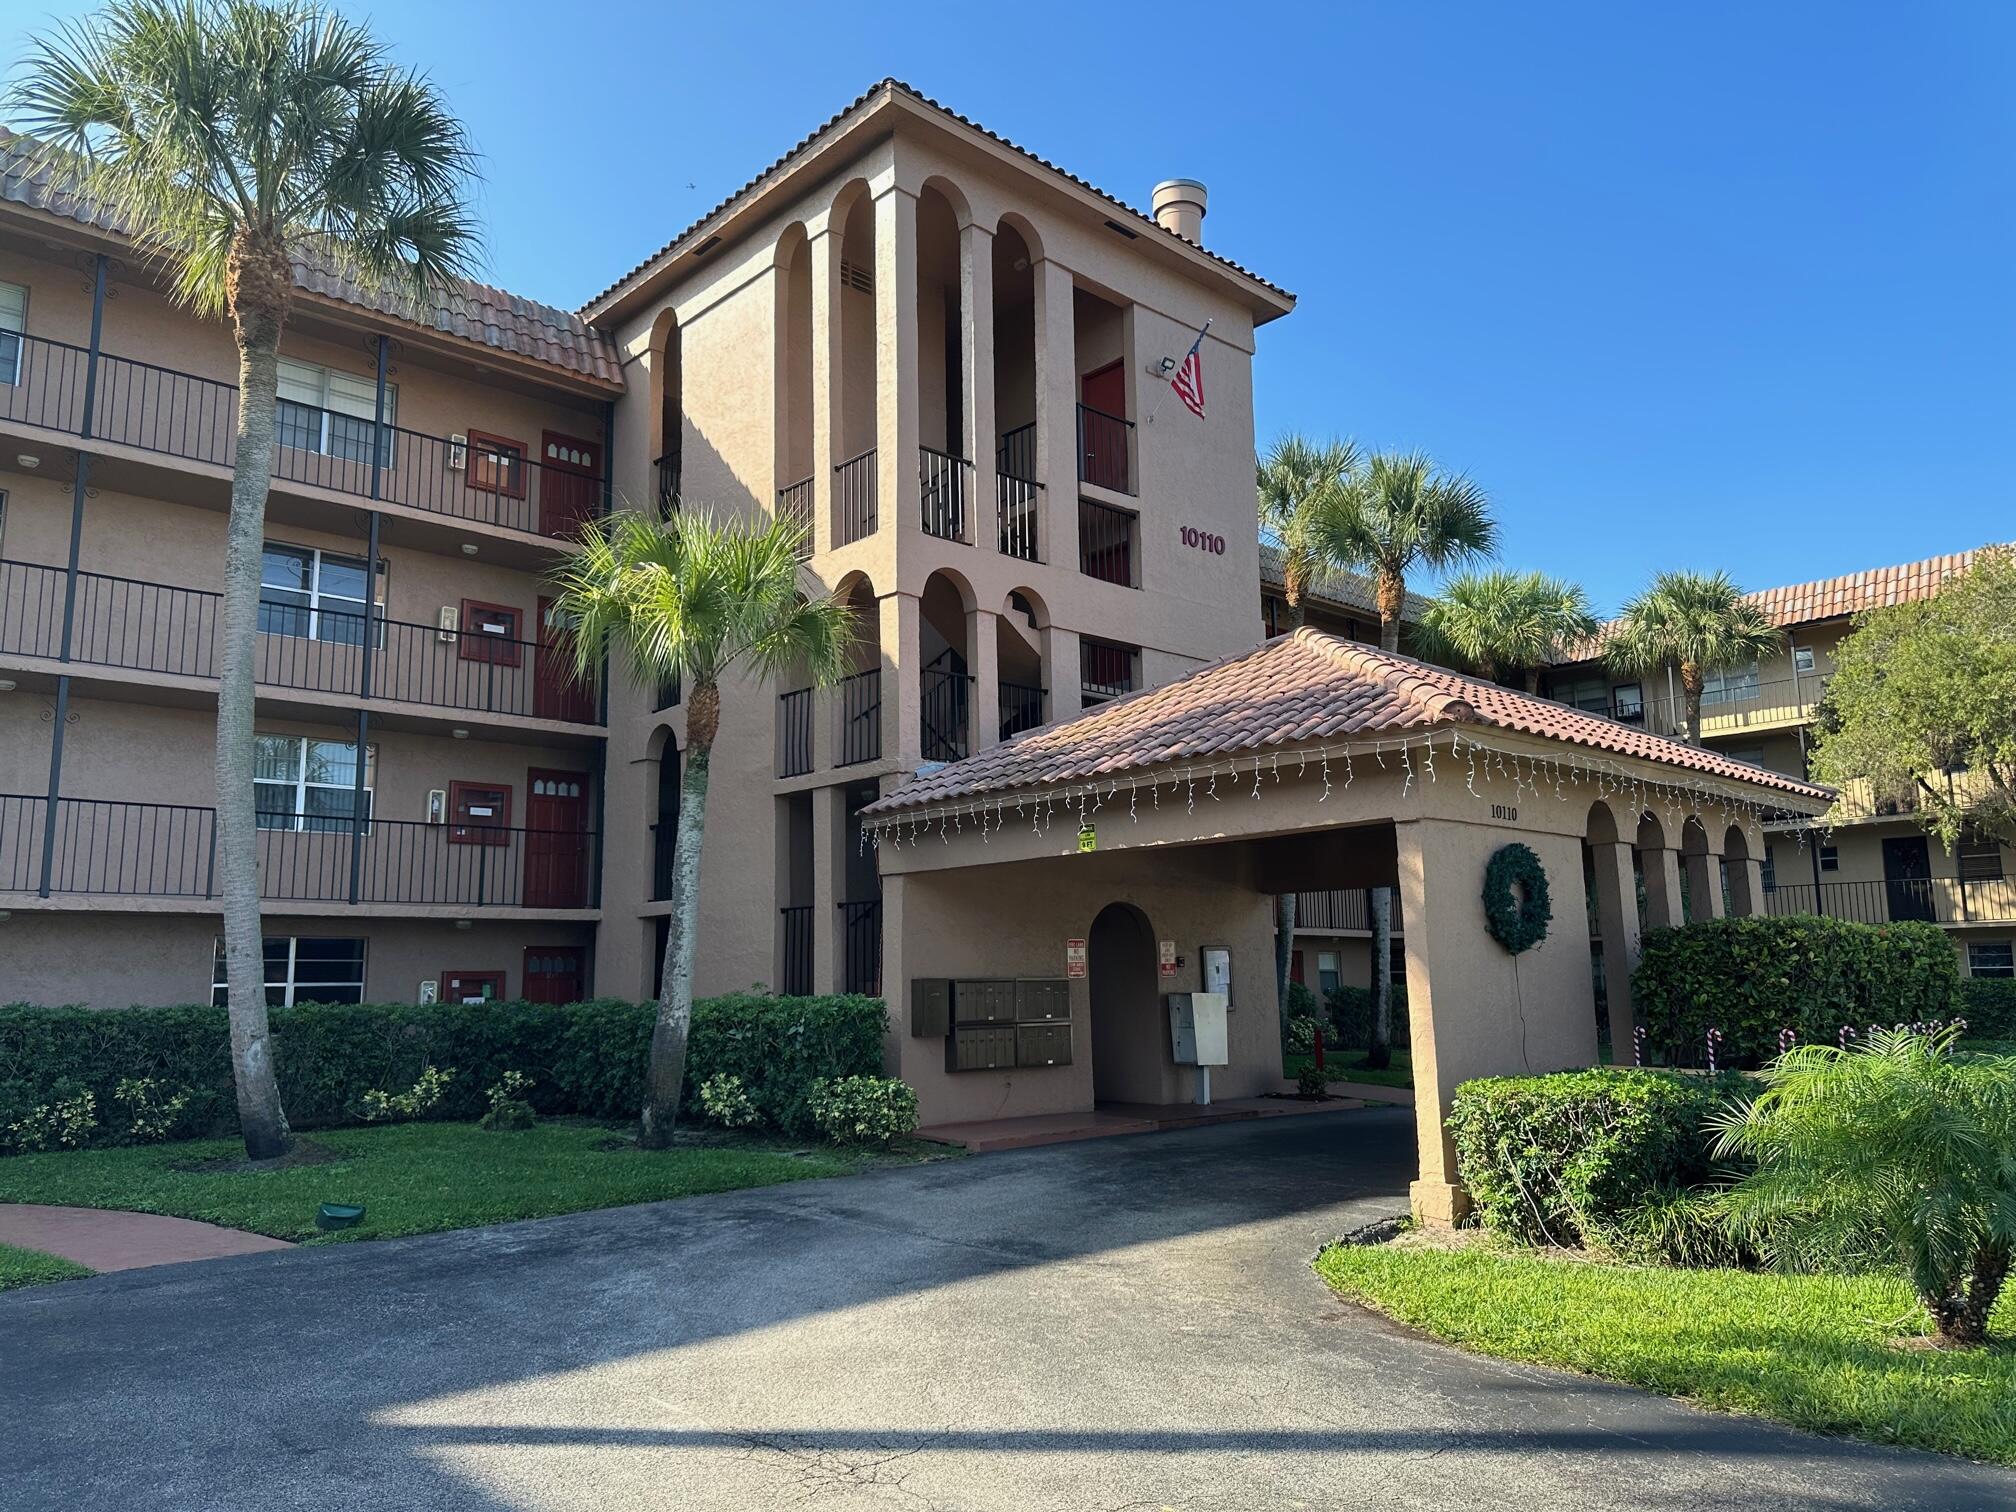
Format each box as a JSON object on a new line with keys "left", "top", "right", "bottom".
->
{"left": 1151, "top": 179, "right": 1208, "bottom": 244}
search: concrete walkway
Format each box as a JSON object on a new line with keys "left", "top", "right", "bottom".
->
{"left": 0, "top": 1204, "right": 292, "bottom": 1272}
{"left": 5, "top": 1110, "right": 2012, "bottom": 1510}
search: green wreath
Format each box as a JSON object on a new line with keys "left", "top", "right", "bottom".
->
{"left": 1482, "top": 842, "right": 1552, "bottom": 955}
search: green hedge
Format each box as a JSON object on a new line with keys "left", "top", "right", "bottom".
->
{"left": 1634, "top": 916, "right": 1961, "bottom": 1068}
{"left": 1447, "top": 1068, "right": 1743, "bottom": 1249}
{"left": 1323, "top": 984, "right": 1410, "bottom": 1051}
{"left": 0, "top": 994, "right": 887, "bottom": 1150}
{"left": 1962, "top": 978, "right": 2016, "bottom": 1040}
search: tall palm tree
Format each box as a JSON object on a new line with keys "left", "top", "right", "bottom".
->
{"left": 1606, "top": 570, "right": 1781, "bottom": 745}
{"left": 12, "top": 0, "right": 480, "bottom": 1159}
{"left": 1256, "top": 433, "right": 1359, "bottom": 1040}
{"left": 1418, "top": 569, "right": 1598, "bottom": 690}
{"left": 550, "top": 510, "right": 854, "bottom": 1148}
{"left": 1315, "top": 450, "right": 1498, "bottom": 1067}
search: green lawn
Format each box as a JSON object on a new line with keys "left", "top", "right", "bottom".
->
{"left": 0, "top": 1120, "right": 923, "bottom": 1246}
{"left": 0, "top": 1242, "right": 92, "bottom": 1291}
{"left": 1286, "top": 1048, "right": 1414, "bottom": 1089}
{"left": 1318, "top": 1241, "right": 2016, "bottom": 1464}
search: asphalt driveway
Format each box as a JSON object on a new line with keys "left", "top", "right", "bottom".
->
{"left": 5, "top": 1108, "right": 2013, "bottom": 1510}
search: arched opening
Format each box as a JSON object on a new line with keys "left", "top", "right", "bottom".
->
{"left": 1088, "top": 901, "right": 1161, "bottom": 1104}
{"left": 916, "top": 182, "right": 970, "bottom": 540}
{"left": 920, "top": 569, "right": 975, "bottom": 761}
{"left": 649, "top": 308, "right": 682, "bottom": 518}
{"left": 998, "top": 586, "right": 1048, "bottom": 739}
{"left": 775, "top": 225, "right": 814, "bottom": 543}
{"left": 992, "top": 216, "right": 1040, "bottom": 560}
{"left": 833, "top": 183, "right": 878, "bottom": 547}
{"left": 834, "top": 572, "right": 883, "bottom": 766}
{"left": 651, "top": 732, "right": 681, "bottom": 902}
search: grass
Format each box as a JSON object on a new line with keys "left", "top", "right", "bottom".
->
{"left": 1318, "top": 1240, "right": 2016, "bottom": 1464}
{"left": 0, "top": 1241, "right": 92, "bottom": 1291}
{"left": 1285, "top": 1048, "right": 1413, "bottom": 1089}
{"left": 0, "top": 1120, "right": 937, "bottom": 1246}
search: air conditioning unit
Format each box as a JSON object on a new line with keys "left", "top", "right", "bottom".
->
{"left": 447, "top": 433, "right": 468, "bottom": 471}
{"left": 426, "top": 788, "right": 447, "bottom": 825}
{"left": 437, "top": 605, "right": 459, "bottom": 642}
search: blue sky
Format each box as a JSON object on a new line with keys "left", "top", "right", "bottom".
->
{"left": 6, "top": 1, "right": 2011, "bottom": 610}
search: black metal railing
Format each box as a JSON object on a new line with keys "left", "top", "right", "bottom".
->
{"left": 778, "top": 475, "right": 814, "bottom": 556}
{"left": 835, "top": 668, "right": 881, "bottom": 766}
{"left": 0, "top": 794, "right": 599, "bottom": 907}
{"left": 999, "top": 680, "right": 1045, "bottom": 740}
{"left": 1765, "top": 877, "right": 2016, "bottom": 928}
{"left": 0, "top": 559, "right": 602, "bottom": 725}
{"left": 920, "top": 666, "right": 973, "bottom": 763}
{"left": 4, "top": 332, "right": 607, "bottom": 541}
{"left": 919, "top": 446, "right": 970, "bottom": 541}
{"left": 1295, "top": 890, "right": 1370, "bottom": 933}
{"left": 835, "top": 448, "right": 877, "bottom": 546}
{"left": 997, "top": 423, "right": 1037, "bottom": 485}
{"left": 840, "top": 898, "right": 882, "bottom": 995}
{"left": 655, "top": 450, "right": 681, "bottom": 518}
{"left": 1076, "top": 402, "right": 1134, "bottom": 494}
{"left": 779, "top": 904, "right": 814, "bottom": 996}
{"left": 997, "top": 473, "right": 1042, "bottom": 561}
{"left": 1079, "top": 499, "right": 1137, "bottom": 586}
{"left": 777, "top": 688, "right": 815, "bottom": 777}
{"left": 1080, "top": 638, "right": 1138, "bottom": 706}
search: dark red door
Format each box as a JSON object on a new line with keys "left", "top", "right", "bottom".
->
{"left": 1078, "top": 362, "right": 1128, "bottom": 491}
{"left": 534, "top": 596, "right": 596, "bottom": 723}
{"left": 538, "top": 431, "right": 603, "bottom": 540}
{"left": 522, "top": 947, "right": 585, "bottom": 1005}
{"left": 524, "top": 768, "right": 590, "bottom": 907}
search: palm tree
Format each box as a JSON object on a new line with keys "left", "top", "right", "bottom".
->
{"left": 549, "top": 510, "right": 854, "bottom": 1148}
{"left": 1418, "top": 569, "right": 1598, "bottom": 690}
{"left": 1256, "top": 434, "right": 1359, "bottom": 1042}
{"left": 1606, "top": 570, "right": 1781, "bottom": 744}
{"left": 12, "top": 0, "right": 480, "bottom": 1159}
{"left": 1315, "top": 450, "right": 1498, "bottom": 1067}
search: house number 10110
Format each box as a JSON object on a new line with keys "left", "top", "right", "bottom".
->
{"left": 1180, "top": 526, "right": 1226, "bottom": 555}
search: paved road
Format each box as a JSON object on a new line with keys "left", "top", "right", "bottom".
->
{"left": 6, "top": 1109, "right": 2013, "bottom": 1510}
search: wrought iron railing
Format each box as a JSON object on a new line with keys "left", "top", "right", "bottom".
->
{"left": 0, "top": 558, "right": 601, "bottom": 725}
{"left": 776, "top": 687, "right": 815, "bottom": 778}
{"left": 840, "top": 898, "right": 882, "bottom": 995}
{"left": 779, "top": 904, "right": 814, "bottom": 996}
{"left": 778, "top": 475, "right": 814, "bottom": 556}
{"left": 655, "top": 450, "right": 681, "bottom": 518}
{"left": 1765, "top": 876, "right": 2016, "bottom": 928}
{"left": 835, "top": 448, "right": 877, "bottom": 546}
{"left": 1076, "top": 402, "right": 1134, "bottom": 494}
{"left": 921, "top": 666, "right": 973, "bottom": 763}
{"left": 919, "top": 445, "right": 970, "bottom": 541}
{"left": 1079, "top": 637, "right": 1138, "bottom": 705}
{"left": 997, "top": 473, "right": 1042, "bottom": 561}
{"left": 1078, "top": 499, "right": 1136, "bottom": 586}
{"left": 834, "top": 668, "right": 881, "bottom": 766}
{"left": 999, "top": 680, "right": 1045, "bottom": 740}
{"left": 997, "top": 423, "right": 1037, "bottom": 485}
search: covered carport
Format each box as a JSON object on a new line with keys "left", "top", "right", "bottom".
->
{"left": 860, "top": 628, "right": 1832, "bottom": 1222}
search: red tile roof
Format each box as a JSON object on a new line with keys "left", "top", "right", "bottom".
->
{"left": 0, "top": 129, "right": 621, "bottom": 388}
{"left": 1257, "top": 542, "right": 1431, "bottom": 625}
{"left": 861, "top": 628, "right": 1832, "bottom": 818}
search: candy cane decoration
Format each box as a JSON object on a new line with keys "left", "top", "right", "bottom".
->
{"left": 1705, "top": 1028, "right": 1724, "bottom": 1075}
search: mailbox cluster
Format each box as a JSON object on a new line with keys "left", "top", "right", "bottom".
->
{"left": 911, "top": 978, "right": 1073, "bottom": 1072}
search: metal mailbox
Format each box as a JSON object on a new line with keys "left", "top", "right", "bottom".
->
{"left": 947, "top": 1022, "right": 1016, "bottom": 1072}
{"left": 1014, "top": 979, "right": 1070, "bottom": 1022}
{"left": 910, "top": 978, "right": 952, "bottom": 1038}
{"left": 1014, "top": 1021, "right": 1073, "bottom": 1067}
{"left": 953, "top": 979, "right": 1018, "bottom": 1023}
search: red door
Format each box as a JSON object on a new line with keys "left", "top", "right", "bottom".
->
{"left": 1079, "top": 362, "right": 1128, "bottom": 491}
{"left": 538, "top": 431, "right": 603, "bottom": 540}
{"left": 522, "top": 947, "right": 585, "bottom": 1005}
{"left": 524, "top": 768, "right": 590, "bottom": 907}
{"left": 534, "top": 596, "right": 596, "bottom": 723}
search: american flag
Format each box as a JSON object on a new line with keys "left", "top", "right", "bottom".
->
{"left": 1170, "top": 325, "right": 1207, "bottom": 418}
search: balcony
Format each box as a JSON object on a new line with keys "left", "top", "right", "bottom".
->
{"left": 999, "top": 680, "right": 1045, "bottom": 741}
{"left": 779, "top": 904, "right": 813, "bottom": 995}
{"left": 1, "top": 332, "right": 605, "bottom": 542}
{"left": 0, "top": 794, "right": 598, "bottom": 909}
{"left": 1589, "top": 673, "right": 1826, "bottom": 742}
{"left": 778, "top": 475, "right": 814, "bottom": 557}
{"left": 840, "top": 897, "right": 882, "bottom": 995}
{"left": 919, "top": 446, "right": 971, "bottom": 541}
{"left": 776, "top": 687, "right": 814, "bottom": 778}
{"left": 0, "top": 559, "right": 602, "bottom": 727}
{"left": 834, "top": 449, "right": 877, "bottom": 547}
{"left": 1076, "top": 403, "right": 1135, "bottom": 495}
{"left": 1765, "top": 876, "right": 2016, "bottom": 928}
{"left": 1078, "top": 499, "right": 1138, "bottom": 587}
{"left": 920, "top": 663, "right": 973, "bottom": 763}
{"left": 834, "top": 669, "right": 882, "bottom": 767}
{"left": 1808, "top": 771, "right": 2003, "bottom": 828}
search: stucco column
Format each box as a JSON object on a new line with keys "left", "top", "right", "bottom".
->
{"left": 961, "top": 220, "right": 995, "bottom": 549}
{"left": 1044, "top": 623, "right": 1082, "bottom": 719}
{"left": 971, "top": 606, "right": 1001, "bottom": 752}
{"left": 1684, "top": 844, "right": 1726, "bottom": 921}
{"left": 1397, "top": 817, "right": 1602, "bottom": 1227}
{"left": 1589, "top": 840, "right": 1642, "bottom": 1053}
{"left": 809, "top": 225, "right": 841, "bottom": 557}
{"left": 1641, "top": 844, "right": 1685, "bottom": 932}
{"left": 874, "top": 186, "right": 920, "bottom": 542}
{"left": 881, "top": 590, "right": 923, "bottom": 770}
{"left": 810, "top": 784, "right": 844, "bottom": 991}
{"left": 1726, "top": 853, "right": 1767, "bottom": 918}
{"left": 1032, "top": 257, "right": 1076, "bottom": 568}
{"left": 880, "top": 871, "right": 909, "bottom": 1078}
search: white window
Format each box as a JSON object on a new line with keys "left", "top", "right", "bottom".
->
{"left": 1792, "top": 645, "right": 1816, "bottom": 674}
{"left": 258, "top": 542, "right": 384, "bottom": 645}
{"left": 1959, "top": 830, "right": 2006, "bottom": 883}
{"left": 213, "top": 936, "right": 367, "bottom": 1006}
{"left": 0, "top": 280, "right": 25, "bottom": 385}
{"left": 1819, "top": 844, "right": 1840, "bottom": 873}
{"left": 1611, "top": 683, "right": 1644, "bottom": 723}
{"left": 1316, "top": 951, "right": 1341, "bottom": 998}
{"left": 276, "top": 357, "right": 396, "bottom": 464}
{"left": 1967, "top": 942, "right": 2014, "bottom": 980}
{"left": 1702, "top": 662, "right": 1761, "bottom": 706}
{"left": 254, "top": 733, "right": 374, "bottom": 832}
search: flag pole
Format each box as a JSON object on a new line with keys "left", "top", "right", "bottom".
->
{"left": 1145, "top": 318, "right": 1212, "bottom": 427}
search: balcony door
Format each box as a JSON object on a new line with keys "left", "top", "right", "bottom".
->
{"left": 1079, "top": 362, "right": 1127, "bottom": 491}
{"left": 524, "top": 768, "right": 590, "bottom": 908}
{"left": 523, "top": 946, "right": 585, "bottom": 1005}
{"left": 1882, "top": 836, "right": 1934, "bottom": 922}
{"left": 533, "top": 596, "right": 596, "bottom": 723}
{"left": 539, "top": 431, "right": 602, "bottom": 540}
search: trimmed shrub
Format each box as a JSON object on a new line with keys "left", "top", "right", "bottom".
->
{"left": 0, "top": 993, "right": 887, "bottom": 1150}
{"left": 1962, "top": 977, "right": 2016, "bottom": 1040}
{"left": 1447, "top": 1068, "right": 1744, "bottom": 1249}
{"left": 1634, "top": 915, "right": 1961, "bottom": 1068}
{"left": 1324, "top": 984, "right": 1410, "bottom": 1053}
{"left": 807, "top": 1076, "right": 918, "bottom": 1146}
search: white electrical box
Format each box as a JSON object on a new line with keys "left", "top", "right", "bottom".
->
{"left": 447, "top": 433, "right": 468, "bottom": 471}
{"left": 437, "top": 605, "right": 459, "bottom": 642}
{"left": 1166, "top": 992, "right": 1229, "bottom": 1067}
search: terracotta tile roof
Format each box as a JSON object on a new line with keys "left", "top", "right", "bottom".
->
{"left": 0, "top": 128, "right": 622, "bottom": 388}
{"left": 582, "top": 79, "right": 1294, "bottom": 319}
{"left": 1257, "top": 542, "right": 1431, "bottom": 625}
{"left": 861, "top": 628, "right": 1832, "bottom": 818}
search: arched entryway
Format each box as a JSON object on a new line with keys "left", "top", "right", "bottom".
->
{"left": 1088, "top": 901, "right": 1162, "bottom": 1104}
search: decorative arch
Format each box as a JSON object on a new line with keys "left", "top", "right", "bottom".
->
{"left": 919, "top": 173, "right": 974, "bottom": 229}
{"left": 1087, "top": 901, "right": 1160, "bottom": 1104}
{"left": 995, "top": 210, "right": 1044, "bottom": 266}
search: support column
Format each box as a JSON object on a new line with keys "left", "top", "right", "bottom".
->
{"left": 1642, "top": 844, "right": 1685, "bottom": 932}
{"left": 1590, "top": 840, "right": 1642, "bottom": 1052}
{"left": 873, "top": 187, "right": 920, "bottom": 541}
{"left": 1032, "top": 258, "right": 1076, "bottom": 568}
{"left": 880, "top": 872, "right": 909, "bottom": 1077}
{"left": 1684, "top": 845, "right": 1726, "bottom": 921}
{"left": 880, "top": 591, "right": 923, "bottom": 770}
{"left": 960, "top": 220, "right": 996, "bottom": 549}
{"left": 1726, "top": 851, "right": 1767, "bottom": 918}
{"left": 971, "top": 607, "right": 1000, "bottom": 753}
{"left": 809, "top": 226, "right": 842, "bottom": 557}
{"left": 1044, "top": 624, "right": 1082, "bottom": 719}
{"left": 811, "top": 785, "right": 844, "bottom": 991}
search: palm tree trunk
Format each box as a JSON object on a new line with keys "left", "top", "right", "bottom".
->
{"left": 218, "top": 231, "right": 293, "bottom": 1160}
{"left": 1929, "top": 1242, "right": 2009, "bottom": 1349}
{"left": 1365, "top": 886, "right": 1394, "bottom": 1069}
{"left": 1376, "top": 572, "right": 1404, "bottom": 654}
{"left": 641, "top": 679, "right": 718, "bottom": 1148}
{"left": 1679, "top": 661, "right": 1705, "bottom": 745}
{"left": 1525, "top": 667, "right": 1543, "bottom": 694}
